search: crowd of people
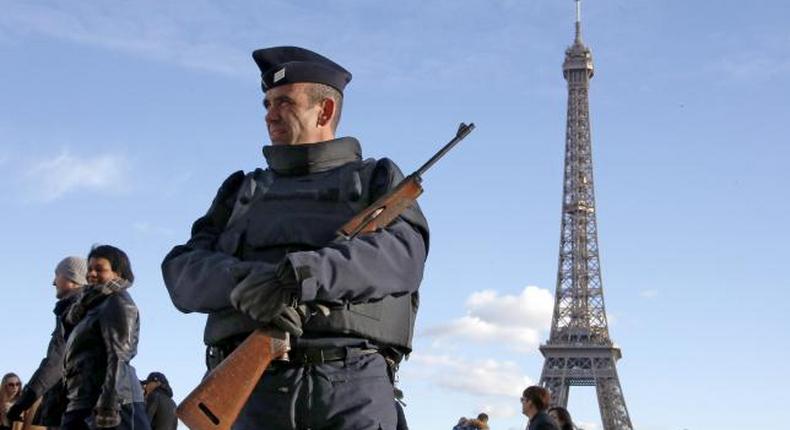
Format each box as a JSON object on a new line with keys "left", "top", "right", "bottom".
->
{"left": 0, "top": 246, "right": 578, "bottom": 430}
{"left": 452, "top": 386, "right": 579, "bottom": 430}
{"left": 0, "top": 251, "right": 177, "bottom": 430}
{"left": 453, "top": 413, "right": 490, "bottom": 430}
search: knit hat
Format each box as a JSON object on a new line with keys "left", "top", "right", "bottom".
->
{"left": 55, "top": 256, "right": 87, "bottom": 285}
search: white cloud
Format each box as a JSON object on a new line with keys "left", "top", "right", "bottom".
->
{"left": 639, "top": 289, "right": 658, "bottom": 299}
{"left": 406, "top": 353, "right": 533, "bottom": 398}
{"left": 467, "top": 287, "right": 554, "bottom": 329}
{"left": 718, "top": 53, "right": 790, "bottom": 82}
{"left": 0, "top": 2, "right": 249, "bottom": 77}
{"left": 577, "top": 420, "right": 600, "bottom": 430}
{"left": 133, "top": 222, "right": 174, "bottom": 237}
{"left": 707, "top": 33, "right": 790, "bottom": 83}
{"left": 421, "top": 286, "right": 554, "bottom": 352}
{"left": 476, "top": 402, "right": 519, "bottom": 420}
{"left": 0, "top": 1, "right": 556, "bottom": 89}
{"left": 24, "top": 150, "right": 129, "bottom": 202}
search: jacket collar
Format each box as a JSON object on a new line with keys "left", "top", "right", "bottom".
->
{"left": 262, "top": 137, "right": 361, "bottom": 175}
{"left": 54, "top": 292, "right": 80, "bottom": 315}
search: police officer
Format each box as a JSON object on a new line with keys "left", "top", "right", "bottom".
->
{"left": 162, "top": 46, "right": 429, "bottom": 430}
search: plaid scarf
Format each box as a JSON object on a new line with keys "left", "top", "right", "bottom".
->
{"left": 65, "top": 279, "right": 132, "bottom": 326}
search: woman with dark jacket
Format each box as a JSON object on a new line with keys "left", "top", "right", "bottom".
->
{"left": 548, "top": 406, "right": 575, "bottom": 430}
{"left": 61, "top": 245, "right": 150, "bottom": 430}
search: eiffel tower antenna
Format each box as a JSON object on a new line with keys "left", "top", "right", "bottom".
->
{"left": 575, "top": 0, "right": 583, "bottom": 43}
{"left": 537, "top": 1, "right": 634, "bottom": 429}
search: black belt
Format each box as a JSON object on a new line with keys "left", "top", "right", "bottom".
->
{"left": 207, "top": 342, "right": 377, "bottom": 369}
{"left": 286, "top": 346, "right": 378, "bottom": 365}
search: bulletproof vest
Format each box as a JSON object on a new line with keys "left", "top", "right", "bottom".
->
{"left": 204, "top": 138, "right": 418, "bottom": 353}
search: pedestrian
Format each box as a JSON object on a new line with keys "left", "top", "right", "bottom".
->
{"left": 7, "top": 256, "right": 87, "bottom": 430}
{"left": 547, "top": 406, "right": 575, "bottom": 430}
{"left": 1, "top": 373, "right": 22, "bottom": 430}
{"left": 162, "top": 45, "right": 429, "bottom": 430}
{"left": 60, "top": 245, "right": 150, "bottom": 430}
{"left": 521, "top": 386, "right": 557, "bottom": 430}
{"left": 462, "top": 414, "right": 489, "bottom": 430}
{"left": 142, "top": 372, "right": 177, "bottom": 430}
{"left": 452, "top": 417, "right": 468, "bottom": 430}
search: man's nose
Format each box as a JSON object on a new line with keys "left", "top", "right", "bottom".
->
{"left": 265, "top": 106, "right": 279, "bottom": 123}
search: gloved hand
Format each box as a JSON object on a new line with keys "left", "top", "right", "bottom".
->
{"left": 229, "top": 261, "right": 304, "bottom": 336}
{"left": 270, "top": 305, "right": 307, "bottom": 337}
{"left": 6, "top": 387, "right": 37, "bottom": 421}
{"left": 94, "top": 407, "right": 121, "bottom": 428}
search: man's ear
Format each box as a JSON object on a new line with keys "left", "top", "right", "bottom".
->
{"left": 318, "top": 98, "right": 336, "bottom": 127}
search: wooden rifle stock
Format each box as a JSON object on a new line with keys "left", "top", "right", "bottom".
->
{"left": 177, "top": 122, "right": 474, "bottom": 429}
{"left": 177, "top": 329, "right": 289, "bottom": 430}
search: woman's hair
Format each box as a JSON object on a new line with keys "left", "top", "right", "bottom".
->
{"left": 1, "top": 372, "right": 22, "bottom": 403}
{"left": 88, "top": 244, "right": 134, "bottom": 283}
{"left": 522, "top": 386, "right": 551, "bottom": 411}
{"left": 548, "top": 406, "right": 575, "bottom": 430}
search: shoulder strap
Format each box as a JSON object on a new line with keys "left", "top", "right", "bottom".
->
{"left": 226, "top": 169, "right": 275, "bottom": 227}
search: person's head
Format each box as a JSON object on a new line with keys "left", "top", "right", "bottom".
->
{"left": 477, "top": 413, "right": 489, "bottom": 423}
{"left": 53, "top": 256, "right": 87, "bottom": 299}
{"left": 263, "top": 82, "right": 341, "bottom": 145}
{"left": 87, "top": 245, "right": 134, "bottom": 284}
{"left": 1, "top": 373, "right": 21, "bottom": 400}
{"left": 548, "top": 406, "right": 574, "bottom": 429}
{"left": 143, "top": 372, "right": 169, "bottom": 396}
{"left": 521, "top": 386, "right": 551, "bottom": 418}
{"left": 252, "top": 46, "right": 351, "bottom": 146}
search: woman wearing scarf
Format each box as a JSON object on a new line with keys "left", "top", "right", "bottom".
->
{"left": 61, "top": 245, "right": 149, "bottom": 430}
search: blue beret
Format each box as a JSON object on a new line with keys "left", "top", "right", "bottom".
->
{"left": 252, "top": 46, "right": 352, "bottom": 93}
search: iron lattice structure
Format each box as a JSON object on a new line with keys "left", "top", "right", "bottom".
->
{"left": 538, "top": 2, "right": 633, "bottom": 429}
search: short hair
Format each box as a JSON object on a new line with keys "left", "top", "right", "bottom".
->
{"left": 477, "top": 413, "right": 489, "bottom": 422}
{"left": 304, "top": 82, "right": 343, "bottom": 131}
{"left": 522, "top": 386, "right": 551, "bottom": 411}
{"left": 88, "top": 244, "right": 135, "bottom": 283}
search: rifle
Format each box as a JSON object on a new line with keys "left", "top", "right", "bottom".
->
{"left": 176, "top": 122, "right": 475, "bottom": 430}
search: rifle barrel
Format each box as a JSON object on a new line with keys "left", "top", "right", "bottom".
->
{"left": 415, "top": 122, "right": 475, "bottom": 177}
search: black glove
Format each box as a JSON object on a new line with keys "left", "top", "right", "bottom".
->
{"left": 271, "top": 305, "right": 312, "bottom": 337}
{"left": 6, "top": 386, "right": 37, "bottom": 421}
{"left": 94, "top": 407, "right": 121, "bottom": 428}
{"left": 229, "top": 261, "right": 304, "bottom": 336}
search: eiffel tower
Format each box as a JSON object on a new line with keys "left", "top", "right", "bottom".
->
{"left": 537, "top": 2, "right": 634, "bottom": 429}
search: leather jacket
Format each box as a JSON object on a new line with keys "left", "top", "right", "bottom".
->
{"left": 62, "top": 282, "right": 145, "bottom": 412}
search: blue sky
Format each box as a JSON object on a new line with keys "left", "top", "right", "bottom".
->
{"left": 1, "top": 1, "right": 788, "bottom": 429}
